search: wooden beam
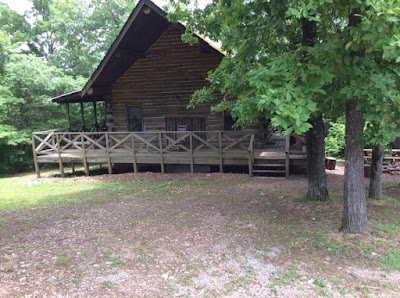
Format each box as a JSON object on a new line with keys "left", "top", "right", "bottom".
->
{"left": 190, "top": 132, "right": 194, "bottom": 173}
{"left": 105, "top": 132, "right": 113, "bottom": 174}
{"left": 219, "top": 132, "right": 223, "bottom": 173}
{"left": 248, "top": 135, "right": 254, "bottom": 177}
{"left": 66, "top": 103, "right": 71, "bottom": 131}
{"left": 132, "top": 134, "right": 138, "bottom": 174}
{"left": 31, "top": 135, "right": 40, "bottom": 178}
{"left": 81, "top": 133, "right": 89, "bottom": 176}
{"left": 55, "top": 134, "right": 65, "bottom": 177}
{"left": 285, "top": 136, "right": 290, "bottom": 178}
{"left": 159, "top": 132, "right": 164, "bottom": 173}
{"left": 93, "top": 102, "right": 99, "bottom": 131}
{"left": 80, "top": 102, "right": 86, "bottom": 131}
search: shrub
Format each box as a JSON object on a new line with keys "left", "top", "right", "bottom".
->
{"left": 325, "top": 121, "right": 345, "bottom": 158}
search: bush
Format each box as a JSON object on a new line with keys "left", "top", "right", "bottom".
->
{"left": 325, "top": 121, "right": 345, "bottom": 158}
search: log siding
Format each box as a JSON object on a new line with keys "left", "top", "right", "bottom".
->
{"left": 111, "top": 26, "right": 222, "bottom": 131}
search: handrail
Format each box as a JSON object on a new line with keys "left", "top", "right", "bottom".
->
{"left": 363, "top": 148, "right": 400, "bottom": 163}
{"left": 32, "top": 130, "right": 256, "bottom": 155}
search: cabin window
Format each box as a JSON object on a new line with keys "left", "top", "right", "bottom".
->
{"left": 126, "top": 106, "right": 143, "bottom": 131}
{"left": 224, "top": 111, "right": 240, "bottom": 130}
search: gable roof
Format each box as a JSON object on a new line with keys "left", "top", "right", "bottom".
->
{"left": 52, "top": 0, "right": 224, "bottom": 104}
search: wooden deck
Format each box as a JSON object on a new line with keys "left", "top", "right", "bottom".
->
{"left": 32, "top": 130, "right": 306, "bottom": 177}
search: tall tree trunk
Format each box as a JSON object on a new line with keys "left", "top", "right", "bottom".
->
{"left": 369, "top": 144, "right": 384, "bottom": 199}
{"left": 302, "top": 18, "right": 329, "bottom": 201}
{"left": 341, "top": 8, "right": 368, "bottom": 234}
{"left": 341, "top": 99, "right": 368, "bottom": 233}
{"left": 306, "top": 115, "right": 329, "bottom": 201}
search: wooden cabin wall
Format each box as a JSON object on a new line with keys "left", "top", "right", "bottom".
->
{"left": 110, "top": 25, "right": 268, "bottom": 147}
{"left": 111, "top": 26, "right": 222, "bottom": 131}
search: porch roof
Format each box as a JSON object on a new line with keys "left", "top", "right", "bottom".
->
{"left": 52, "top": 0, "right": 224, "bottom": 104}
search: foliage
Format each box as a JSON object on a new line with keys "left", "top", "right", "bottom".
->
{"left": 169, "top": 0, "right": 400, "bottom": 233}
{"left": 169, "top": 0, "right": 400, "bottom": 140}
{"left": 325, "top": 120, "right": 345, "bottom": 158}
{"left": 0, "top": 0, "right": 134, "bottom": 174}
{"left": 27, "top": 0, "right": 136, "bottom": 77}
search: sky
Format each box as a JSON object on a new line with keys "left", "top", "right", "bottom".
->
{"left": 1, "top": 0, "right": 31, "bottom": 14}
{"left": 0, "top": 0, "right": 208, "bottom": 15}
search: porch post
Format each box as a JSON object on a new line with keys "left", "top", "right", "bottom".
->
{"left": 66, "top": 103, "right": 75, "bottom": 173}
{"left": 55, "top": 133, "right": 65, "bottom": 178}
{"left": 31, "top": 135, "right": 40, "bottom": 178}
{"left": 80, "top": 101, "right": 86, "bottom": 131}
{"left": 92, "top": 101, "right": 99, "bottom": 131}
{"left": 219, "top": 132, "right": 223, "bottom": 173}
{"left": 66, "top": 103, "right": 71, "bottom": 131}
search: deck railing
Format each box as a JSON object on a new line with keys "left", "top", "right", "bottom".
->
{"left": 32, "top": 130, "right": 255, "bottom": 177}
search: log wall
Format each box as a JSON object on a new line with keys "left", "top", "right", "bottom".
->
{"left": 111, "top": 26, "right": 221, "bottom": 130}
{"left": 111, "top": 25, "right": 266, "bottom": 145}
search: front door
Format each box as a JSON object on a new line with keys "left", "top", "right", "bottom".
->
{"left": 165, "top": 117, "right": 206, "bottom": 147}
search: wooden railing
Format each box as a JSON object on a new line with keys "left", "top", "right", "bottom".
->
{"left": 32, "top": 130, "right": 255, "bottom": 177}
{"left": 284, "top": 134, "right": 307, "bottom": 178}
{"left": 363, "top": 149, "right": 400, "bottom": 164}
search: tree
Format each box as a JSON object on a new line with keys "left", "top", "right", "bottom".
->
{"left": 302, "top": 17, "right": 329, "bottom": 201}
{"left": 0, "top": 0, "right": 136, "bottom": 173}
{"left": 27, "top": 0, "right": 136, "bottom": 77}
{"left": 368, "top": 144, "right": 384, "bottom": 199}
{"left": 170, "top": 0, "right": 400, "bottom": 233}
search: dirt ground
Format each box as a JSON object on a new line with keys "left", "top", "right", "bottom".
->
{"left": 0, "top": 166, "right": 399, "bottom": 297}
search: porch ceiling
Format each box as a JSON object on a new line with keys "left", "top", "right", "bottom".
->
{"left": 51, "top": 90, "right": 105, "bottom": 104}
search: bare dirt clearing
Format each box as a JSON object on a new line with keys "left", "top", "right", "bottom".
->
{"left": 0, "top": 168, "right": 399, "bottom": 297}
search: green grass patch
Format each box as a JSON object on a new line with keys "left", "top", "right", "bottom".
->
{"left": 100, "top": 280, "right": 113, "bottom": 288}
{"left": 0, "top": 176, "right": 124, "bottom": 210}
{"left": 380, "top": 249, "right": 400, "bottom": 270}
{"left": 270, "top": 267, "right": 298, "bottom": 291}
{"left": 370, "top": 220, "right": 399, "bottom": 237}
{"left": 0, "top": 174, "right": 188, "bottom": 211}
{"left": 384, "top": 197, "right": 400, "bottom": 207}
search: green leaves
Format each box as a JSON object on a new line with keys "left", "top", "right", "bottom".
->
{"left": 171, "top": 0, "right": 400, "bottom": 143}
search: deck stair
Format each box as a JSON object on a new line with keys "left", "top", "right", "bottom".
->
{"left": 252, "top": 158, "right": 287, "bottom": 176}
{"left": 248, "top": 134, "right": 294, "bottom": 178}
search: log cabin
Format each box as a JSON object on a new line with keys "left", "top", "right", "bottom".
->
{"left": 31, "top": 0, "right": 307, "bottom": 177}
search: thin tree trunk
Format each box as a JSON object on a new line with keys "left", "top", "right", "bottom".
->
{"left": 369, "top": 144, "right": 383, "bottom": 199}
{"left": 302, "top": 18, "right": 329, "bottom": 201}
{"left": 341, "top": 98, "right": 367, "bottom": 233}
{"left": 306, "top": 115, "right": 329, "bottom": 201}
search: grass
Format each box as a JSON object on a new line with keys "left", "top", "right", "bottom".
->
{"left": 0, "top": 174, "right": 193, "bottom": 210}
{"left": 54, "top": 253, "right": 71, "bottom": 268}
{"left": 380, "top": 249, "right": 400, "bottom": 270}
{"left": 100, "top": 280, "right": 113, "bottom": 288}
{"left": 270, "top": 267, "right": 298, "bottom": 291}
{"left": 0, "top": 175, "right": 116, "bottom": 210}
{"left": 370, "top": 220, "right": 399, "bottom": 237}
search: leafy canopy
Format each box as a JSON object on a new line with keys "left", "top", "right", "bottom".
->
{"left": 169, "top": 0, "right": 400, "bottom": 141}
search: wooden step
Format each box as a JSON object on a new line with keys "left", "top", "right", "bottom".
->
{"left": 253, "top": 163, "right": 285, "bottom": 167}
{"left": 253, "top": 169, "right": 286, "bottom": 174}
